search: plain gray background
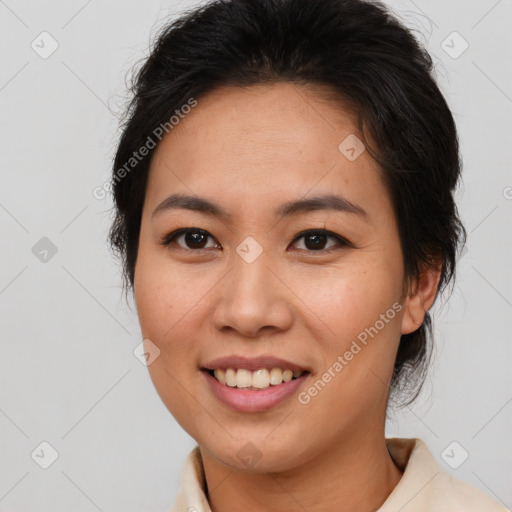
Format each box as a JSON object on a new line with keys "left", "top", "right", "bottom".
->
{"left": 1, "top": 0, "right": 511, "bottom": 510}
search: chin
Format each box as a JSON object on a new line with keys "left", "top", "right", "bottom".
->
{"left": 201, "top": 434, "right": 312, "bottom": 474}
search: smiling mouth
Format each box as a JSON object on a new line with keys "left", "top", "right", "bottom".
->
{"left": 203, "top": 367, "right": 309, "bottom": 390}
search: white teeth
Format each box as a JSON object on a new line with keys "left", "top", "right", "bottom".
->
{"left": 269, "top": 368, "right": 283, "bottom": 385}
{"left": 282, "top": 369, "right": 293, "bottom": 382}
{"left": 225, "top": 368, "right": 237, "bottom": 387}
{"left": 213, "top": 369, "right": 226, "bottom": 384}
{"left": 236, "top": 369, "right": 252, "bottom": 388}
{"left": 252, "top": 369, "right": 270, "bottom": 389}
{"left": 211, "top": 367, "right": 305, "bottom": 389}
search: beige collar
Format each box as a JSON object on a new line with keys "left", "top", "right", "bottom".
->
{"left": 170, "top": 437, "right": 507, "bottom": 512}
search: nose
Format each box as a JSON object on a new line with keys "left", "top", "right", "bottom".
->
{"left": 212, "top": 250, "right": 294, "bottom": 338}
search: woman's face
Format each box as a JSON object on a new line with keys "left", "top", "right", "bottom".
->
{"left": 134, "top": 82, "right": 419, "bottom": 472}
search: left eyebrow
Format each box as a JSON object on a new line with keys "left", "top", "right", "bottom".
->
{"left": 151, "top": 192, "right": 367, "bottom": 221}
{"left": 275, "top": 194, "right": 367, "bottom": 219}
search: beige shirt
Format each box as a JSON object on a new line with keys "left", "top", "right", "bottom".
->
{"left": 170, "top": 437, "right": 509, "bottom": 511}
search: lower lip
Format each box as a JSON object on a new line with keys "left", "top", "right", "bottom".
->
{"left": 202, "top": 370, "right": 309, "bottom": 413}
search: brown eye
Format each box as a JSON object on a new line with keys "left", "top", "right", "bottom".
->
{"left": 160, "top": 228, "right": 351, "bottom": 253}
{"left": 291, "top": 229, "right": 352, "bottom": 252}
{"left": 161, "top": 228, "right": 219, "bottom": 250}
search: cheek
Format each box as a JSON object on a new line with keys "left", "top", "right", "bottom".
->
{"left": 133, "top": 245, "right": 223, "bottom": 384}
{"left": 134, "top": 263, "right": 171, "bottom": 343}
{"left": 134, "top": 243, "right": 202, "bottom": 337}
{"left": 300, "top": 259, "right": 402, "bottom": 339}
{"left": 133, "top": 245, "right": 191, "bottom": 358}
{"left": 133, "top": 250, "right": 205, "bottom": 426}
{"left": 295, "top": 266, "right": 402, "bottom": 417}
{"left": 296, "top": 252, "right": 404, "bottom": 406}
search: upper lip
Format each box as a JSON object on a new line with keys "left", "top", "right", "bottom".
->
{"left": 201, "top": 355, "right": 310, "bottom": 373}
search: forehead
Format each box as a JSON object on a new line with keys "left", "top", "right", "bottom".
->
{"left": 145, "top": 82, "right": 389, "bottom": 220}
{"left": 153, "top": 81, "right": 360, "bottom": 163}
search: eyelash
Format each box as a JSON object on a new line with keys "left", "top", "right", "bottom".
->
{"left": 159, "top": 227, "right": 353, "bottom": 253}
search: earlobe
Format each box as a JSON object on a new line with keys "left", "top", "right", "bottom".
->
{"left": 400, "top": 260, "right": 442, "bottom": 335}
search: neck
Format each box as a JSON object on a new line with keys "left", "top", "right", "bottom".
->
{"left": 200, "top": 429, "right": 403, "bottom": 512}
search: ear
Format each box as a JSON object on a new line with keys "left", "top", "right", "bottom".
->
{"left": 401, "top": 259, "right": 442, "bottom": 335}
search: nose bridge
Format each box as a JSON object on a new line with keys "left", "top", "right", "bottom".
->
{"left": 212, "top": 242, "right": 293, "bottom": 336}
{"left": 229, "top": 243, "right": 276, "bottom": 304}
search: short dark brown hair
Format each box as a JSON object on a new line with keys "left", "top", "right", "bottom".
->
{"left": 108, "top": 0, "right": 466, "bottom": 408}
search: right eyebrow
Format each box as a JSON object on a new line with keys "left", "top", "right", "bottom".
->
{"left": 152, "top": 193, "right": 230, "bottom": 220}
